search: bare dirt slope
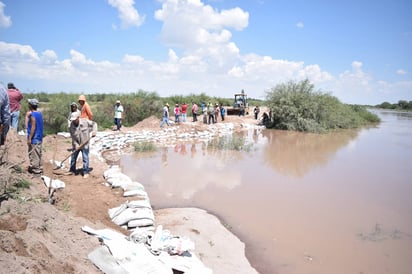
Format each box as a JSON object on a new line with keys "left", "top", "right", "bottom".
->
{"left": 0, "top": 113, "right": 263, "bottom": 273}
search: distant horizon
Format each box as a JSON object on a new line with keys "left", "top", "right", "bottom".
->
{"left": 16, "top": 88, "right": 410, "bottom": 106}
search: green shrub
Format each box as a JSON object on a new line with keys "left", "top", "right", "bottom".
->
{"left": 266, "top": 79, "right": 380, "bottom": 132}
{"left": 134, "top": 141, "right": 157, "bottom": 152}
{"left": 208, "top": 135, "right": 252, "bottom": 152}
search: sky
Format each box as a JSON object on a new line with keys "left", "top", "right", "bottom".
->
{"left": 0, "top": 0, "right": 411, "bottom": 105}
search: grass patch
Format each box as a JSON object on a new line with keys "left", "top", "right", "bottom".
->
{"left": 62, "top": 201, "right": 71, "bottom": 212}
{"left": 208, "top": 135, "right": 253, "bottom": 152}
{"left": 134, "top": 141, "right": 157, "bottom": 152}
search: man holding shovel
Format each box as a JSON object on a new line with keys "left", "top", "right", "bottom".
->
{"left": 66, "top": 111, "right": 97, "bottom": 179}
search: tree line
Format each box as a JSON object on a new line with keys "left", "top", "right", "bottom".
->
{"left": 19, "top": 79, "right": 382, "bottom": 135}
{"left": 19, "top": 90, "right": 262, "bottom": 135}
{"left": 375, "top": 100, "right": 412, "bottom": 111}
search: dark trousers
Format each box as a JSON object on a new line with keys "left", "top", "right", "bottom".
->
{"left": 208, "top": 114, "right": 215, "bottom": 124}
{"left": 114, "top": 118, "right": 122, "bottom": 130}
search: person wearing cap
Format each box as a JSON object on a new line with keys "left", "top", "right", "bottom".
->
{"left": 191, "top": 102, "right": 198, "bottom": 122}
{"left": 0, "top": 83, "right": 11, "bottom": 147}
{"left": 67, "top": 111, "right": 97, "bottom": 179}
{"left": 78, "top": 94, "right": 93, "bottom": 121}
{"left": 7, "top": 82, "right": 23, "bottom": 131}
{"left": 27, "top": 98, "right": 43, "bottom": 176}
{"left": 174, "top": 103, "right": 181, "bottom": 124}
{"left": 113, "top": 100, "right": 124, "bottom": 131}
{"left": 160, "top": 103, "right": 170, "bottom": 128}
{"left": 67, "top": 102, "right": 80, "bottom": 128}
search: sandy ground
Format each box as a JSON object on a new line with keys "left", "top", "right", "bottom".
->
{"left": 0, "top": 113, "right": 263, "bottom": 273}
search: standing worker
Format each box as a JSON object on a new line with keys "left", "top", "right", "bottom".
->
{"left": 114, "top": 100, "right": 124, "bottom": 131}
{"left": 7, "top": 83, "right": 23, "bottom": 131}
{"left": 0, "top": 83, "right": 11, "bottom": 147}
{"left": 160, "top": 103, "right": 170, "bottom": 128}
{"left": 78, "top": 94, "right": 93, "bottom": 120}
{"left": 67, "top": 102, "right": 80, "bottom": 128}
{"left": 191, "top": 102, "right": 198, "bottom": 122}
{"left": 254, "top": 105, "right": 260, "bottom": 120}
{"left": 66, "top": 111, "right": 97, "bottom": 179}
{"left": 181, "top": 102, "right": 188, "bottom": 122}
{"left": 220, "top": 105, "right": 226, "bottom": 121}
{"left": 27, "top": 99, "right": 43, "bottom": 176}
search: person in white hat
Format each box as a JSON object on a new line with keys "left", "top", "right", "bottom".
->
{"left": 160, "top": 103, "right": 170, "bottom": 128}
{"left": 67, "top": 102, "right": 80, "bottom": 128}
{"left": 67, "top": 111, "right": 97, "bottom": 179}
{"left": 114, "top": 100, "right": 124, "bottom": 131}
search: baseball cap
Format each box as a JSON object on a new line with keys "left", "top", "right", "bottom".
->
{"left": 28, "top": 98, "right": 39, "bottom": 106}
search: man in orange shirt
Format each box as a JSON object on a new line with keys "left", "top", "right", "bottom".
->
{"left": 78, "top": 95, "right": 93, "bottom": 120}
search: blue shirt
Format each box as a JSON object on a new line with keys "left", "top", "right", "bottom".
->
{"left": 27, "top": 111, "right": 43, "bottom": 144}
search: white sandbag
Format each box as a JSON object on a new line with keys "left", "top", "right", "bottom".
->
{"left": 121, "top": 181, "right": 145, "bottom": 192}
{"left": 107, "top": 173, "right": 133, "bottom": 188}
{"left": 108, "top": 203, "right": 128, "bottom": 219}
{"left": 128, "top": 219, "right": 154, "bottom": 228}
{"left": 41, "top": 175, "right": 65, "bottom": 189}
{"left": 127, "top": 199, "right": 152, "bottom": 209}
{"left": 158, "top": 252, "right": 213, "bottom": 274}
{"left": 123, "top": 189, "right": 148, "bottom": 197}
{"left": 103, "top": 237, "right": 173, "bottom": 274}
{"left": 103, "top": 165, "right": 121, "bottom": 179}
{"left": 112, "top": 207, "right": 154, "bottom": 226}
{"left": 129, "top": 227, "right": 154, "bottom": 244}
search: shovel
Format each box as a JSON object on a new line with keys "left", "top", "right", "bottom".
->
{"left": 53, "top": 136, "right": 92, "bottom": 170}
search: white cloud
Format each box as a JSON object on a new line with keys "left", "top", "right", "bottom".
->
{"left": 155, "top": 0, "right": 247, "bottom": 55}
{"left": 0, "top": 1, "right": 11, "bottom": 28}
{"left": 0, "top": 41, "right": 40, "bottom": 61}
{"left": 108, "top": 0, "right": 145, "bottom": 28}
{"left": 296, "top": 21, "right": 304, "bottom": 28}
{"left": 2, "top": 39, "right": 409, "bottom": 104}
{"left": 397, "top": 69, "right": 407, "bottom": 75}
{"left": 0, "top": 0, "right": 410, "bottom": 105}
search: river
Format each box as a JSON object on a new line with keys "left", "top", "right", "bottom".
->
{"left": 121, "top": 109, "right": 412, "bottom": 274}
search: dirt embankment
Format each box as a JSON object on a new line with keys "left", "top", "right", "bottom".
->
{"left": 0, "top": 114, "right": 262, "bottom": 273}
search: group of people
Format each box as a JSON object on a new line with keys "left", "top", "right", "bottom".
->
{"left": 1, "top": 82, "right": 45, "bottom": 175}
{"left": 0, "top": 82, "right": 99, "bottom": 179}
{"left": 160, "top": 102, "right": 226, "bottom": 127}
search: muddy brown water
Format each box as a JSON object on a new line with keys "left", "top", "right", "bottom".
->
{"left": 121, "top": 109, "right": 412, "bottom": 274}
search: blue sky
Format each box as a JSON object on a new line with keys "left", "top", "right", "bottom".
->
{"left": 0, "top": 0, "right": 411, "bottom": 105}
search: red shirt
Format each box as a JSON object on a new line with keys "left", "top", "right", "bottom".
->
{"left": 7, "top": 88, "right": 23, "bottom": 112}
{"left": 181, "top": 104, "right": 188, "bottom": 114}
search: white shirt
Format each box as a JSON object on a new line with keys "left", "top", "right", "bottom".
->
{"left": 114, "top": 104, "right": 124, "bottom": 119}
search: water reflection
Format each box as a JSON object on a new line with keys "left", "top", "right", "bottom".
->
{"left": 123, "top": 140, "right": 245, "bottom": 201}
{"left": 121, "top": 110, "right": 412, "bottom": 274}
{"left": 260, "top": 129, "right": 360, "bottom": 177}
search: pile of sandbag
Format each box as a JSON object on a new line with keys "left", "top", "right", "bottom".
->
{"left": 103, "top": 166, "right": 155, "bottom": 230}
{"left": 109, "top": 200, "right": 154, "bottom": 230}
{"left": 83, "top": 166, "right": 212, "bottom": 273}
{"left": 103, "top": 165, "right": 148, "bottom": 197}
{"left": 83, "top": 225, "right": 212, "bottom": 274}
